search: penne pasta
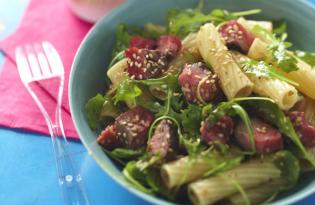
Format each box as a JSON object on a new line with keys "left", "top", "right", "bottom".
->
{"left": 247, "top": 38, "right": 269, "bottom": 60}
{"left": 181, "top": 32, "right": 202, "bottom": 59}
{"left": 293, "top": 97, "right": 315, "bottom": 127}
{"left": 231, "top": 51, "right": 299, "bottom": 110}
{"left": 279, "top": 59, "right": 315, "bottom": 100}
{"left": 244, "top": 20, "right": 315, "bottom": 100}
{"left": 197, "top": 23, "right": 253, "bottom": 99}
{"left": 161, "top": 156, "right": 213, "bottom": 189}
{"left": 237, "top": 17, "right": 273, "bottom": 33}
{"left": 188, "top": 161, "right": 281, "bottom": 205}
{"left": 227, "top": 178, "right": 285, "bottom": 205}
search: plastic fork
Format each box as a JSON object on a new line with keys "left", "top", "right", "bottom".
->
{"left": 15, "top": 42, "right": 89, "bottom": 205}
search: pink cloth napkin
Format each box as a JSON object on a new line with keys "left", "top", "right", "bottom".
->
{"left": 0, "top": 0, "right": 97, "bottom": 138}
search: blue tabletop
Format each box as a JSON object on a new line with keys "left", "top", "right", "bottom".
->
{"left": 0, "top": 1, "right": 315, "bottom": 205}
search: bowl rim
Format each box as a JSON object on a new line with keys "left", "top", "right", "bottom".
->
{"left": 69, "top": 0, "right": 315, "bottom": 204}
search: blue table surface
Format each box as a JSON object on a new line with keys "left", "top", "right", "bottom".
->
{"left": 0, "top": 1, "right": 315, "bottom": 205}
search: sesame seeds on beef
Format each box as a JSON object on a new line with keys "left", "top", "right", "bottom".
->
{"left": 178, "top": 62, "right": 222, "bottom": 104}
{"left": 125, "top": 47, "right": 168, "bottom": 80}
{"left": 148, "top": 119, "right": 177, "bottom": 158}
{"left": 219, "top": 20, "right": 255, "bottom": 54}
{"left": 115, "top": 106, "right": 154, "bottom": 149}
{"left": 200, "top": 116, "right": 234, "bottom": 144}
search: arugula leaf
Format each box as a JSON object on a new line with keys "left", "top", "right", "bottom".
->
{"left": 85, "top": 94, "right": 106, "bottom": 129}
{"left": 108, "top": 50, "right": 125, "bottom": 69}
{"left": 181, "top": 104, "right": 202, "bottom": 136}
{"left": 268, "top": 35, "right": 298, "bottom": 72}
{"left": 167, "top": 7, "right": 261, "bottom": 38}
{"left": 123, "top": 161, "right": 154, "bottom": 195}
{"left": 295, "top": 50, "right": 315, "bottom": 68}
{"left": 241, "top": 60, "right": 298, "bottom": 86}
{"left": 207, "top": 97, "right": 274, "bottom": 125}
{"left": 100, "top": 97, "right": 120, "bottom": 119}
{"left": 202, "top": 147, "right": 244, "bottom": 177}
{"left": 113, "top": 79, "right": 142, "bottom": 106}
{"left": 248, "top": 100, "right": 315, "bottom": 166}
{"left": 112, "top": 24, "right": 131, "bottom": 59}
{"left": 202, "top": 104, "right": 213, "bottom": 118}
{"left": 251, "top": 25, "right": 299, "bottom": 73}
{"left": 167, "top": 9, "right": 218, "bottom": 38}
{"left": 136, "top": 74, "right": 180, "bottom": 91}
{"left": 272, "top": 150, "right": 300, "bottom": 190}
{"left": 231, "top": 104, "right": 255, "bottom": 152}
{"left": 273, "top": 20, "right": 287, "bottom": 35}
{"left": 111, "top": 148, "right": 145, "bottom": 160}
{"left": 206, "top": 97, "right": 274, "bottom": 153}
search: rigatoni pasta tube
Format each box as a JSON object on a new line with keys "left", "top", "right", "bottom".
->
{"left": 181, "top": 32, "right": 201, "bottom": 59}
{"left": 294, "top": 97, "right": 315, "bottom": 127}
{"left": 237, "top": 17, "right": 273, "bottom": 40}
{"left": 279, "top": 59, "right": 315, "bottom": 100}
{"left": 247, "top": 38, "right": 269, "bottom": 60}
{"left": 231, "top": 51, "right": 299, "bottom": 110}
{"left": 188, "top": 161, "right": 281, "bottom": 205}
{"left": 197, "top": 23, "right": 253, "bottom": 99}
{"left": 227, "top": 179, "right": 285, "bottom": 205}
{"left": 107, "top": 58, "right": 128, "bottom": 88}
{"left": 246, "top": 25, "right": 315, "bottom": 100}
{"left": 161, "top": 156, "right": 212, "bottom": 189}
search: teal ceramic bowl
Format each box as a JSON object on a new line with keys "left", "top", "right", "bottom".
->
{"left": 69, "top": 0, "right": 315, "bottom": 204}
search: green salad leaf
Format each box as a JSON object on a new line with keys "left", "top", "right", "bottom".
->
{"left": 85, "top": 94, "right": 106, "bottom": 129}
{"left": 241, "top": 60, "right": 298, "bottom": 86}
{"left": 268, "top": 34, "right": 298, "bottom": 72}
{"left": 202, "top": 147, "right": 244, "bottom": 177}
{"left": 136, "top": 74, "right": 180, "bottom": 91}
{"left": 111, "top": 148, "right": 145, "bottom": 160}
{"left": 295, "top": 50, "right": 315, "bottom": 68}
{"left": 272, "top": 150, "right": 300, "bottom": 190}
{"left": 180, "top": 104, "right": 203, "bottom": 136}
{"left": 123, "top": 161, "right": 154, "bottom": 195}
{"left": 248, "top": 100, "right": 315, "bottom": 166}
{"left": 123, "top": 161, "right": 176, "bottom": 199}
{"left": 272, "top": 20, "right": 287, "bottom": 35}
{"left": 206, "top": 97, "right": 274, "bottom": 153}
{"left": 167, "top": 2, "right": 261, "bottom": 38}
{"left": 251, "top": 25, "right": 299, "bottom": 73}
{"left": 113, "top": 79, "right": 142, "bottom": 106}
{"left": 112, "top": 24, "right": 131, "bottom": 59}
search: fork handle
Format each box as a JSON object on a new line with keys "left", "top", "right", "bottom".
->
{"left": 50, "top": 123, "right": 90, "bottom": 205}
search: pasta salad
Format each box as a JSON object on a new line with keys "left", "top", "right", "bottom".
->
{"left": 85, "top": 3, "right": 315, "bottom": 205}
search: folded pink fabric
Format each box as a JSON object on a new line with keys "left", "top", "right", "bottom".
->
{"left": 0, "top": 0, "right": 116, "bottom": 138}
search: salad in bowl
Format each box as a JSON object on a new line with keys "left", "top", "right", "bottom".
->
{"left": 84, "top": 2, "right": 315, "bottom": 205}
